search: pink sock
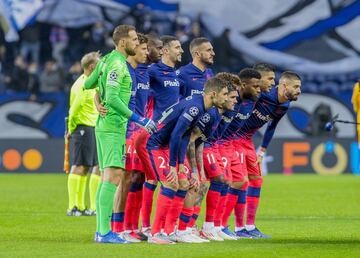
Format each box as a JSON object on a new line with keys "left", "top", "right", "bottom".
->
{"left": 141, "top": 182, "right": 157, "bottom": 228}
{"left": 111, "top": 212, "right": 124, "bottom": 233}
{"left": 164, "top": 190, "right": 187, "bottom": 235}
{"left": 133, "top": 189, "right": 142, "bottom": 230}
{"left": 205, "top": 181, "right": 223, "bottom": 223}
{"left": 124, "top": 183, "right": 137, "bottom": 231}
{"left": 178, "top": 206, "right": 194, "bottom": 231}
{"left": 246, "top": 178, "right": 263, "bottom": 225}
{"left": 235, "top": 188, "right": 247, "bottom": 228}
{"left": 151, "top": 187, "right": 175, "bottom": 235}
{"left": 188, "top": 205, "right": 201, "bottom": 228}
{"left": 214, "top": 184, "right": 228, "bottom": 227}
{"left": 221, "top": 187, "right": 240, "bottom": 227}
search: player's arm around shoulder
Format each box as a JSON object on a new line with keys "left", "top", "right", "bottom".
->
{"left": 84, "top": 61, "right": 101, "bottom": 90}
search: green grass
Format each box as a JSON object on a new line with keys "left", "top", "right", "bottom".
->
{"left": 0, "top": 174, "right": 360, "bottom": 258}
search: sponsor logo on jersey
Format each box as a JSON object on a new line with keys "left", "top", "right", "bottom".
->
{"left": 236, "top": 112, "right": 251, "bottom": 120}
{"left": 164, "top": 79, "right": 180, "bottom": 87}
{"left": 252, "top": 109, "right": 272, "bottom": 122}
{"left": 191, "top": 89, "right": 203, "bottom": 95}
{"left": 137, "top": 82, "right": 150, "bottom": 90}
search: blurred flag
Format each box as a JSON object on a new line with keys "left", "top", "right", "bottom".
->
{"left": 80, "top": 0, "right": 178, "bottom": 12}
{"left": 0, "top": 0, "right": 43, "bottom": 42}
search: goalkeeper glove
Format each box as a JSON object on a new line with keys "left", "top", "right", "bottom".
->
{"left": 130, "top": 113, "right": 157, "bottom": 134}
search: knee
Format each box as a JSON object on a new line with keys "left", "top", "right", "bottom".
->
{"left": 163, "top": 181, "right": 179, "bottom": 191}
{"left": 211, "top": 175, "right": 225, "bottom": 183}
{"left": 178, "top": 179, "right": 190, "bottom": 191}
{"left": 147, "top": 179, "right": 158, "bottom": 185}
{"left": 248, "top": 176, "right": 263, "bottom": 187}
{"left": 131, "top": 172, "right": 142, "bottom": 184}
{"left": 71, "top": 165, "right": 89, "bottom": 176}
{"left": 230, "top": 181, "right": 245, "bottom": 190}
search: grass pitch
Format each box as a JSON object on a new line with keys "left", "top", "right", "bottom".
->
{"left": 0, "top": 174, "right": 359, "bottom": 258}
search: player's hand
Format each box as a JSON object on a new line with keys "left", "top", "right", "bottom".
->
{"left": 96, "top": 102, "right": 108, "bottom": 117}
{"left": 143, "top": 118, "right": 157, "bottom": 134}
{"left": 167, "top": 166, "right": 178, "bottom": 184}
{"left": 130, "top": 113, "right": 157, "bottom": 134}
{"left": 252, "top": 148, "right": 265, "bottom": 167}
{"left": 189, "top": 172, "right": 200, "bottom": 192}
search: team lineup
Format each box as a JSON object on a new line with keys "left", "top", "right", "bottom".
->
{"left": 66, "top": 24, "right": 302, "bottom": 244}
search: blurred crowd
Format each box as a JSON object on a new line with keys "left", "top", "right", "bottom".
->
{"left": 0, "top": 4, "right": 245, "bottom": 97}
{"left": 2, "top": 3, "right": 355, "bottom": 97}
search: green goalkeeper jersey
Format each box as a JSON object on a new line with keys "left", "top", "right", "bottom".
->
{"left": 84, "top": 50, "right": 133, "bottom": 133}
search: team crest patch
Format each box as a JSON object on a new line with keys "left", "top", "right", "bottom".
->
{"left": 109, "top": 71, "right": 118, "bottom": 81}
{"left": 80, "top": 130, "right": 85, "bottom": 136}
{"left": 189, "top": 106, "right": 199, "bottom": 117}
{"left": 201, "top": 113, "right": 210, "bottom": 123}
{"left": 210, "top": 164, "right": 217, "bottom": 171}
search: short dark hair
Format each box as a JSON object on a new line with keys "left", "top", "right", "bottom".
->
{"left": 215, "top": 72, "right": 241, "bottom": 91}
{"left": 204, "top": 77, "right": 229, "bottom": 94}
{"left": 189, "top": 37, "right": 210, "bottom": 54}
{"left": 238, "top": 68, "right": 261, "bottom": 81}
{"left": 146, "top": 34, "right": 161, "bottom": 48}
{"left": 280, "top": 71, "right": 301, "bottom": 81}
{"left": 137, "top": 33, "right": 148, "bottom": 44}
{"left": 160, "top": 35, "right": 178, "bottom": 48}
{"left": 253, "top": 63, "right": 275, "bottom": 73}
{"left": 112, "top": 24, "right": 136, "bottom": 45}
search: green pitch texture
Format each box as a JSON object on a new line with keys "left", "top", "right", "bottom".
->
{"left": 1, "top": 174, "right": 359, "bottom": 258}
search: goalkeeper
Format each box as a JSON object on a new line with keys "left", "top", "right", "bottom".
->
{"left": 84, "top": 24, "right": 156, "bottom": 244}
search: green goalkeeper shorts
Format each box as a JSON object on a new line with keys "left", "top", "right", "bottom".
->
{"left": 95, "top": 130, "right": 126, "bottom": 170}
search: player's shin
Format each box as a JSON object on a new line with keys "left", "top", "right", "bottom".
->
{"left": 164, "top": 188, "right": 187, "bottom": 235}
{"left": 151, "top": 186, "right": 176, "bottom": 235}
{"left": 246, "top": 177, "right": 263, "bottom": 228}
{"left": 235, "top": 181, "right": 248, "bottom": 231}
{"left": 141, "top": 181, "right": 157, "bottom": 228}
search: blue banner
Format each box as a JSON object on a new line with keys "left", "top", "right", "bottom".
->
{"left": 0, "top": 92, "right": 68, "bottom": 138}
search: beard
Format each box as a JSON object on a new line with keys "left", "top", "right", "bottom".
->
{"left": 242, "top": 91, "right": 258, "bottom": 101}
{"left": 125, "top": 45, "right": 136, "bottom": 56}
{"left": 285, "top": 91, "right": 298, "bottom": 101}
{"left": 200, "top": 56, "right": 214, "bottom": 66}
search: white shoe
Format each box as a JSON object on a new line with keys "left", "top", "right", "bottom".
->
{"left": 117, "top": 232, "right": 141, "bottom": 243}
{"left": 141, "top": 227, "right": 152, "bottom": 238}
{"left": 217, "top": 229, "right": 237, "bottom": 240}
{"left": 148, "top": 233, "right": 175, "bottom": 244}
{"left": 175, "top": 230, "right": 203, "bottom": 243}
{"left": 185, "top": 228, "right": 209, "bottom": 243}
{"left": 200, "top": 229, "right": 224, "bottom": 241}
{"left": 191, "top": 225, "right": 200, "bottom": 236}
{"left": 174, "top": 231, "right": 195, "bottom": 243}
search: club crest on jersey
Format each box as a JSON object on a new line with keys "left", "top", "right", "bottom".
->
{"left": 189, "top": 106, "right": 199, "bottom": 117}
{"left": 201, "top": 113, "right": 211, "bottom": 123}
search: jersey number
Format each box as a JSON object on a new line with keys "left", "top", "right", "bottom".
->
{"left": 158, "top": 156, "right": 166, "bottom": 169}
{"left": 206, "top": 153, "right": 216, "bottom": 164}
